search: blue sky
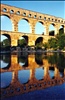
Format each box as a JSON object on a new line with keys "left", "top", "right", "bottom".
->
{"left": 1, "top": 1, "right": 65, "bottom": 41}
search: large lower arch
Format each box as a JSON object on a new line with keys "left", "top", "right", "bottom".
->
{"left": 18, "top": 18, "right": 31, "bottom": 33}
{"left": 18, "top": 35, "right": 28, "bottom": 47}
{"left": 0, "top": 34, "right": 11, "bottom": 51}
{"left": 1, "top": 34, "right": 11, "bottom": 46}
{"left": 1, "top": 15, "right": 12, "bottom": 31}
{"left": 35, "top": 37, "right": 43, "bottom": 45}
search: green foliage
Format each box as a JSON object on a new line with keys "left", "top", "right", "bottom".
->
{"left": 3, "top": 39, "right": 10, "bottom": 47}
{"left": 56, "top": 34, "right": 65, "bottom": 50}
{"left": 18, "top": 39, "right": 27, "bottom": 47}
{"left": 43, "top": 42, "right": 49, "bottom": 50}
{"left": 48, "top": 38, "right": 57, "bottom": 49}
{"left": 47, "top": 29, "right": 65, "bottom": 50}
{"left": 35, "top": 42, "right": 43, "bottom": 49}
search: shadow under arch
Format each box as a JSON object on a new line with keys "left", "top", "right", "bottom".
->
{"left": 35, "top": 37, "right": 43, "bottom": 45}
{"left": 22, "top": 35, "right": 28, "bottom": 45}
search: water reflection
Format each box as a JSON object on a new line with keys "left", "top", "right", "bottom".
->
{"left": 0, "top": 54, "right": 11, "bottom": 69}
{"left": 0, "top": 72, "right": 12, "bottom": 88}
{"left": 18, "top": 70, "right": 30, "bottom": 84}
{"left": 0, "top": 52, "right": 65, "bottom": 99}
{"left": 35, "top": 67, "right": 44, "bottom": 80}
{"left": 18, "top": 53, "right": 28, "bottom": 67}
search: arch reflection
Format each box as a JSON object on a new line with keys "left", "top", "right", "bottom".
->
{"left": 0, "top": 72, "right": 12, "bottom": 88}
{"left": 35, "top": 53, "right": 43, "bottom": 65}
{"left": 0, "top": 54, "right": 11, "bottom": 69}
{"left": 35, "top": 67, "right": 44, "bottom": 80}
{"left": 18, "top": 53, "right": 28, "bottom": 67}
{"left": 0, "top": 53, "right": 65, "bottom": 99}
{"left": 18, "top": 70, "right": 30, "bottom": 84}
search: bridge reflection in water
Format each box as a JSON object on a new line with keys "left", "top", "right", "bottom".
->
{"left": 0, "top": 52, "right": 65, "bottom": 99}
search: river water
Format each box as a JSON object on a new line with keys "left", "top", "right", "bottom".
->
{"left": 0, "top": 52, "right": 65, "bottom": 100}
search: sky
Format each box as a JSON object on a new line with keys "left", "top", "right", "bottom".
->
{"left": 1, "top": 0, "right": 65, "bottom": 41}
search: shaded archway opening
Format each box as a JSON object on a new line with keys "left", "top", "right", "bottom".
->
{"left": 59, "top": 25, "right": 64, "bottom": 35}
{"left": 35, "top": 37, "right": 43, "bottom": 45}
{"left": 35, "top": 21, "right": 45, "bottom": 34}
{"left": 22, "top": 35, "right": 28, "bottom": 44}
{"left": 1, "top": 15, "right": 12, "bottom": 31}
{"left": 0, "top": 34, "right": 11, "bottom": 51}
{"left": 18, "top": 18, "right": 31, "bottom": 33}
{"left": 49, "top": 24, "right": 55, "bottom": 36}
{"left": 18, "top": 36, "right": 28, "bottom": 49}
{"left": 35, "top": 37, "right": 43, "bottom": 50}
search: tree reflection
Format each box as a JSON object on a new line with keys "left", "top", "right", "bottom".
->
{"left": 0, "top": 54, "right": 11, "bottom": 69}
{"left": 47, "top": 53, "right": 65, "bottom": 72}
{"left": 35, "top": 53, "right": 43, "bottom": 65}
{"left": 18, "top": 53, "right": 28, "bottom": 67}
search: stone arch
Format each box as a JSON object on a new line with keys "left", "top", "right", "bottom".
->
{"left": 18, "top": 35, "right": 28, "bottom": 47}
{"left": 1, "top": 34, "right": 11, "bottom": 49}
{"left": 49, "top": 23, "right": 55, "bottom": 36}
{"left": 18, "top": 18, "right": 31, "bottom": 33}
{"left": 59, "top": 25, "right": 64, "bottom": 34}
{"left": 1, "top": 14, "right": 13, "bottom": 31}
{"left": 35, "top": 37, "right": 43, "bottom": 45}
{"left": 22, "top": 35, "right": 28, "bottom": 44}
{"left": 35, "top": 21, "right": 45, "bottom": 34}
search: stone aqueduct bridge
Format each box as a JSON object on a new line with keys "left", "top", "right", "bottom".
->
{"left": 1, "top": 4, "right": 65, "bottom": 46}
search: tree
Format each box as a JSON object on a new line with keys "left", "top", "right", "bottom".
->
{"left": 35, "top": 42, "right": 43, "bottom": 50}
{"left": 18, "top": 39, "right": 27, "bottom": 48}
{"left": 43, "top": 42, "right": 49, "bottom": 50}
{"left": 48, "top": 38, "right": 57, "bottom": 50}
{"left": 3, "top": 39, "right": 10, "bottom": 47}
{"left": 56, "top": 34, "right": 65, "bottom": 50}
